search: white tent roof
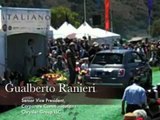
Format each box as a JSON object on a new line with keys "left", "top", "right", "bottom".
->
{"left": 54, "top": 21, "right": 77, "bottom": 39}
{"left": 58, "top": 21, "right": 76, "bottom": 32}
{"left": 76, "top": 22, "right": 96, "bottom": 39}
{"left": 92, "top": 28, "right": 120, "bottom": 45}
{"left": 128, "top": 37, "right": 144, "bottom": 42}
{"left": 93, "top": 28, "right": 120, "bottom": 38}
{"left": 52, "top": 21, "right": 120, "bottom": 40}
{"left": 49, "top": 26, "right": 56, "bottom": 32}
{"left": 76, "top": 22, "right": 120, "bottom": 39}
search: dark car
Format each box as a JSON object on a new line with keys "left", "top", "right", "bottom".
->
{"left": 85, "top": 49, "right": 152, "bottom": 88}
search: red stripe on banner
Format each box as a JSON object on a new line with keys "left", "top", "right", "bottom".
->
{"left": 105, "top": 0, "right": 110, "bottom": 31}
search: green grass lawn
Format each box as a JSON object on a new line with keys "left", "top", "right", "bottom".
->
{"left": 153, "top": 72, "right": 160, "bottom": 86}
{"left": 152, "top": 68, "right": 160, "bottom": 86}
{"left": 0, "top": 69, "right": 159, "bottom": 120}
{"left": 152, "top": 67, "right": 160, "bottom": 72}
{"left": 0, "top": 105, "right": 123, "bottom": 120}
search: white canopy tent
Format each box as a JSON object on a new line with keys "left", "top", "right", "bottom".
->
{"left": 128, "top": 37, "right": 144, "bottom": 43}
{"left": 93, "top": 28, "right": 120, "bottom": 38}
{"left": 92, "top": 28, "right": 121, "bottom": 45}
{"left": 54, "top": 21, "right": 77, "bottom": 39}
{"left": 49, "top": 26, "right": 56, "bottom": 32}
{"left": 52, "top": 21, "right": 121, "bottom": 45}
{"left": 76, "top": 22, "right": 96, "bottom": 39}
{"left": 76, "top": 22, "right": 120, "bottom": 40}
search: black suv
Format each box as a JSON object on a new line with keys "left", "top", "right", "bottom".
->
{"left": 85, "top": 49, "right": 152, "bottom": 88}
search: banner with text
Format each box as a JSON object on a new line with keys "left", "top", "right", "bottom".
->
{"left": 1, "top": 7, "right": 51, "bottom": 36}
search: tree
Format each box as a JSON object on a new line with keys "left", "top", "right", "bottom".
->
{"left": 51, "top": 6, "right": 80, "bottom": 28}
{"left": 151, "top": 19, "right": 160, "bottom": 37}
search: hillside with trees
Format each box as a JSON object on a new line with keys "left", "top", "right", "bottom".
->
{"left": 0, "top": 0, "right": 160, "bottom": 38}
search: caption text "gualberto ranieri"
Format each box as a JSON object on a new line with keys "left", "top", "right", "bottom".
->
{"left": 4, "top": 83, "right": 96, "bottom": 93}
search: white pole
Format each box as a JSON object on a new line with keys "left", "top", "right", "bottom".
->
{"left": 84, "top": 0, "right": 86, "bottom": 22}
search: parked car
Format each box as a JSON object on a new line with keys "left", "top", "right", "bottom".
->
{"left": 85, "top": 49, "right": 152, "bottom": 88}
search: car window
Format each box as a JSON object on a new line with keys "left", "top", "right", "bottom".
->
{"left": 128, "top": 52, "right": 142, "bottom": 63}
{"left": 91, "top": 53, "right": 123, "bottom": 65}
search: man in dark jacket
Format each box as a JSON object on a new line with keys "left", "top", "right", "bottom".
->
{"left": 66, "top": 42, "right": 76, "bottom": 85}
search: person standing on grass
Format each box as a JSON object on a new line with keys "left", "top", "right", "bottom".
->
{"left": 121, "top": 76, "right": 148, "bottom": 114}
{"left": 24, "top": 39, "right": 35, "bottom": 80}
{"left": 66, "top": 42, "right": 76, "bottom": 86}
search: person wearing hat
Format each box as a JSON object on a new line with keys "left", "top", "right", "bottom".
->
{"left": 88, "top": 42, "right": 101, "bottom": 62}
{"left": 66, "top": 42, "right": 77, "bottom": 85}
{"left": 121, "top": 76, "right": 148, "bottom": 114}
{"left": 53, "top": 55, "right": 65, "bottom": 71}
{"left": 81, "top": 57, "right": 89, "bottom": 70}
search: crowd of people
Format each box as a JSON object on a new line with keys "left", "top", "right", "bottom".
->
{"left": 48, "top": 38, "right": 160, "bottom": 65}
{"left": 1, "top": 37, "right": 160, "bottom": 87}
{"left": 122, "top": 39, "right": 160, "bottom": 66}
{"left": 47, "top": 37, "right": 101, "bottom": 85}
{"left": 47, "top": 37, "right": 160, "bottom": 85}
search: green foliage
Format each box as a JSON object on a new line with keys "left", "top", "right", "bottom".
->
{"left": 29, "top": 76, "right": 43, "bottom": 83}
{"left": 51, "top": 6, "right": 80, "bottom": 28}
{"left": 55, "top": 70, "right": 69, "bottom": 79}
{"left": 151, "top": 19, "right": 160, "bottom": 37}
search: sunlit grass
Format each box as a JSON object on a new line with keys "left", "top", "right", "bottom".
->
{"left": 152, "top": 67, "right": 160, "bottom": 72}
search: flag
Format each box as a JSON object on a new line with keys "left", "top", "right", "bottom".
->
{"left": 147, "top": 0, "right": 153, "bottom": 25}
{"left": 104, "top": 0, "right": 110, "bottom": 31}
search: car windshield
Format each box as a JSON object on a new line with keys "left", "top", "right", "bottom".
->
{"left": 91, "top": 53, "right": 123, "bottom": 65}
